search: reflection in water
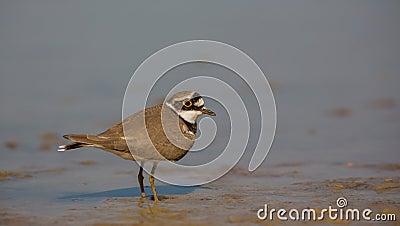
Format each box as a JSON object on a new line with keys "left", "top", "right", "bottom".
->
{"left": 59, "top": 185, "right": 199, "bottom": 199}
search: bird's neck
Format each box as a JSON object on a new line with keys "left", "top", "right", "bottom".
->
{"left": 164, "top": 102, "right": 198, "bottom": 135}
{"left": 179, "top": 116, "right": 197, "bottom": 135}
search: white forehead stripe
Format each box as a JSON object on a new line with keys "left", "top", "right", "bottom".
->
{"left": 194, "top": 98, "right": 204, "bottom": 107}
{"left": 170, "top": 92, "right": 196, "bottom": 102}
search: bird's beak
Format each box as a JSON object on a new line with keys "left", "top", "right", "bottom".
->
{"left": 201, "top": 107, "right": 216, "bottom": 116}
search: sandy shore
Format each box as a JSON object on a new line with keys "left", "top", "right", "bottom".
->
{"left": 1, "top": 162, "right": 399, "bottom": 225}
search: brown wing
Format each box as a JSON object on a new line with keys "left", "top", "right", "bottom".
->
{"left": 120, "top": 104, "right": 195, "bottom": 161}
{"left": 64, "top": 104, "right": 195, "bottom": 161}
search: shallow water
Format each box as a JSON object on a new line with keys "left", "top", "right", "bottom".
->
{"left": 1, "top": 1, "right": 400, "bottom": 225}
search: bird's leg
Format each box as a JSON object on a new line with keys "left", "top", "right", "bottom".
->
{"left": 149, "top": 161, "right": 159, "bottom": 202}
{"left": 138, "top": 161, "right": 146, "bottom": 198}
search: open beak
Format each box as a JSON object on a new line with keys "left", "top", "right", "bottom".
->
{"left": 201, "top": 107, "right": 216, "bottom": 116}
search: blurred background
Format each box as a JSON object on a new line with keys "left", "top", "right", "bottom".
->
{"left": 0, "top": 0, "right": 399, "bottom": 222}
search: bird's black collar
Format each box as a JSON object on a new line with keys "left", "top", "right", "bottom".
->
{"left": 179, "top": 116, "right": 197, "bottom": 134}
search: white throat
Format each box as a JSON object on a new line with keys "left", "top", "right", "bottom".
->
{"left": 178, "top": 110, "right": 202, "bottom": 124}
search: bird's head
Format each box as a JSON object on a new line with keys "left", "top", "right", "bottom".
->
{"left": 166, "top": 91, "right": 216, "bottom": 124}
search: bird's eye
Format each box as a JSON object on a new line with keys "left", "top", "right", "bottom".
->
{"left": 183, "top": 100, "right": 192, "bottom": 108}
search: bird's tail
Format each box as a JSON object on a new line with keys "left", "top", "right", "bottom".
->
{"left": 58, "top": 134, "right": 95, "bottom": 152}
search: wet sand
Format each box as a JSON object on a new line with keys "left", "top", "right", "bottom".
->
{"left": 1, "top": 2, "right": 399, "bottom": 224}
{"left": 1, "top": 159, "right": 399, "bottom": 225}
{"left": 1, "top": 76, "right": 398, "bottom": 225}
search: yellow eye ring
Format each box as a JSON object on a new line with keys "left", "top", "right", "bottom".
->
{"left": 183, "top": 100, "right": 192, "bottom": 108}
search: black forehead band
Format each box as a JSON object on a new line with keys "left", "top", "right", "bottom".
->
{"left": 180, "top": 96, "right": 203, "bottom": 110}
{"left": 190, "top": 96, "right": 202, "bottom": 102}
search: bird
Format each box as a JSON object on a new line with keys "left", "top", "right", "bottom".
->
{"left": 58, "top": 91, "right": 216, "bottom": 202}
